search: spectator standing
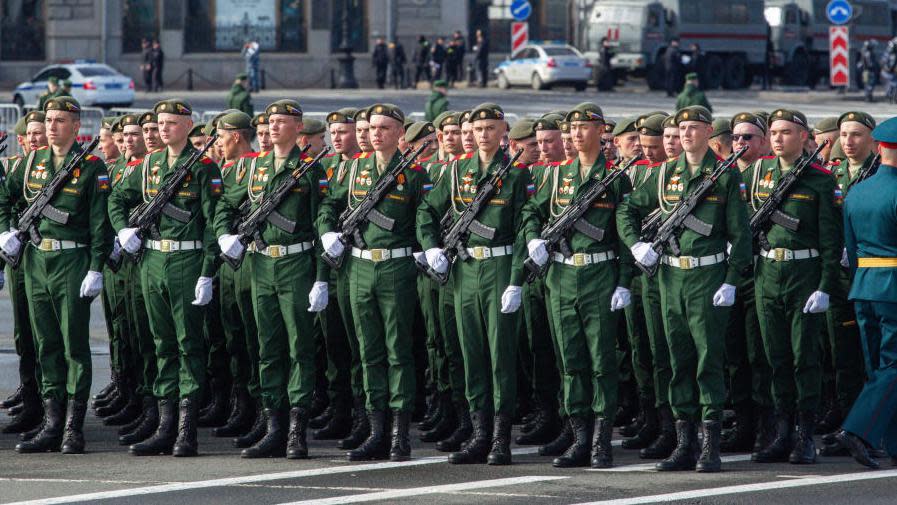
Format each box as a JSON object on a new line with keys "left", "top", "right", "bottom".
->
{"left": 414, "top": 35, "right": 432, "bottom": 86}
{"left": 688, "top": 43, "right": 704, "bottom": 89}
{"left": 372, "top": 37, "right": 390, "bottom": 89}
{"left": 431, "top": 37, "right": 447, "bottom": 81}
{"left": 242, "top": 40, "right": 261, "bottom": 92}
{"left": 390, "top": 40, "right": 407, "bottom": 89}
{"left": 664, "top": 38, "right": 682, "bottom": 97}
{"left": 150, "top": 39, "right": 165, "bottom": 93}
{"left": 227, "top": 73, "right": 254, "bottom": 116}
{"left": 141, "top": 38, "right": 153, "bottom": 92}
{"left": 445, "top": 40, "right": 459, "bottom": 87}
{"left": 858, "top": 40, "right": 881, "bottom": 102}
{"left": 474, "top": 29, "right": 490, "bottom": 88}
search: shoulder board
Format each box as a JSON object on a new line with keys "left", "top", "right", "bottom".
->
{"left": 323, "top": 152, "right": 340, "bottom": 158}
{"left": 452, "top": 152, "right": 475, "bottom": 161}
{"left": 200, "top": 156, "right": 213, "bottom": 165}
{"left": 407, "top": 162, "right": 424, "bottom": 173}
{"left": 223, "top": 161, "right": 235, "bottom": 169}
{"left": 810, "top": 163, "right": 832, "bottom": 175}
{"left": 353, "top": 152, "right": 373, "bottom": 159}
{"left": 126, "top": 158, "right": 143, "bottom": 167}
{"left": 240, "top": 151, "right": 261, "bottom": 159}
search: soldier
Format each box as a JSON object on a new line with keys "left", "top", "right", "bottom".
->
{"left": 0, "top": 112, "right": 46, "bottom": 435}
{"left": 637, "top": 113, "right": 669, "bottom": 165}
{"left": 818, "top": 112, "right": 876, "bottom": 439}
{"left": 709, "top": 118, "right": 733, "bottom": 159}
{"left": 535, "top": 114, "right": 566, "bottom": 164}
{"left": 0, "top": 97, "right": 113, "bottom": 454}
{"left": 523, "top": 102, "right": 633, "bottom": 468}
{"left": 812, "top": 117, "right": 839, "bottom": 162}
{"left": 425, "top": 80, "right": 449, "bottom": 122}
{"left": 434, "top": 111, "right": 463, "bottom": 160}
{"left": 112, "top": 120, "right": 126, "bottom": 157}
{"left": 836, "top": 116, "right": 897, "bottom": 469}
{"left": 253, "top": 113, "right": 272, "bottom": 152}
{"left": 662, "top": 115, "right": 683, "bottom": 160}
{"left": 319, "top": 103, "right": 431, "bottom": 462}
{"left": 676, "top": 72, "right": 712, "bottom": 112}
{"left": 354, "top": 108, "right": 373, "bottom": 154}
{"left": 217, "top": 100, "right": 328, "bottom": 459}
{"left": 36, "top": 76, "right": 60, "bottom": 112}
{"left": 140, "top": 112, "right": 163, "bottom": 153}
{"left": 560, "top": 121, "right": 576, "bottom": 161}
{"left": 299, "top": 118, "right": 328, "bottom": 156}
{"left": 618, "top": 105, "right": 752, "bottom": 472}
{"left": 226, "top": 73, "right": 253, "bottom": 116}
{"left": 459, "top": 110, "right": 476, "bottom": 154}
{"left": 749, "top": 109, "right": 839, "bottom": 465}
{"left": 99, "top": 117, "right": 121, "bottom": 162}
{"left": 418, "top": 102, "right": 532, "bottom": 466}
{"left": 602, "top": 121, "right": 617, "bottom": 162}
{"left": 110, "top": 99, "right": 222, "bottom": 458}
{"left": 188, "top": 124, "right": 208, "bottom": 152}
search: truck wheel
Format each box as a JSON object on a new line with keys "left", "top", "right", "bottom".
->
{"left": 531, "top": 73, "right": 546, "bottom": 90}
{"left": 722, "top": 55, "right": 748, "bottom": 89}
{"left": 497, "top": 71, "right": 511, "bottom": 90}
{"left": 787, "top": 50, "right": 810, "bottom": 86}
{"left": 703, "top": 54, "right": 723, "bottom": 89}
{"left": 646, "top": 63, "right": 665, "bottom": 90}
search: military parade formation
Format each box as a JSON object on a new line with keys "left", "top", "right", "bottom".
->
{"left": 1, "top": 91, "right": 896, "bottom": 476}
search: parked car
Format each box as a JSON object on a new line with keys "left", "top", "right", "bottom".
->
{"left": 13, "top": 61, "right": 135, "bottom": 108}
{"left": 495, "top": 43, "right": 592, "bottom": 91}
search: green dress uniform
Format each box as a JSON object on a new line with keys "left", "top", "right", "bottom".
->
{"left": 521, "top": 151, "right": 633, "bottom": 468}
{"left": 227, "top": 82, "right": 253, "bottom": 117}
{"left": 424, "top": 90, "right": 448, "bottom": 122}
{"left": 747, "top": 117, "right": 840, "bottom": 464}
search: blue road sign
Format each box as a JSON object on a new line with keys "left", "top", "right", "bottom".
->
{"left": 826, "top": 0, "right": 853, "bottom": 25}
{"left": 510, "top": 0, "right": 532, "bottom": 22}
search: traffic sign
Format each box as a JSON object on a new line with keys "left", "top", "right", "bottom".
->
{"left": 511, "top": 21, "right": 529, "bottom": 54}
{"left": 826, "top": 0, "right": 853, "bottom": 25}
{"left": 830, "top": 26, "right": 850, "bottom": 87}
{"left": 510, "top": 0, "right": 532, "bottom": 22}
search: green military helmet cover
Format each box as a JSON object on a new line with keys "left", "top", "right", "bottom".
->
{"left": 813, "top": 116, "right": 840, "bottom": 135}
{"left": 266, "top": 99, "right": 303, "bottom": 118}
{"left": 470, "top": 102, "right": 504, "bottom": 121}
{"left": 710, "top": 117, "right": 732, "bottom": 139}
{"left": 731, "top": 112, "right": 768, "bottom": 134}
{"left": 433, "top": 79, "right": 448, "bottom": 88}
{"left": 25, "top": 110, "right": 46, "bottom": 125}
{"left": 44, "top": 96, "right": 81, "bottom": 114}
{"left": 603, "top": 120, "right": 616, "bottom": 133}
{"left": 675, "top": 105, "right": 712, "bottom": 124}
{"left": 405, "top": 121, "right": 436, "bottom": 143}
{"left": 111, "top": 116, "right": 124, "bottom": 134}
{"left": 368, "top": 103, "right": 405, "bottom": 124}
{"left": 101, "top": 116, "right": 118, "bottom": 131}
{"left": 217, "top": 111, "right": 253, "bottom": 131}
{"left": 154, "top": 98, "right": 193, "bottom": 116}
{"left": 459, "top": 109, "right": 473, "bottom": 124}
{"left": 534, "top": 113, "right": 563, "bottom": 132}
{"left": 837, "top": 111, "right": 876, "bottom": 131}
{"left": 252, "top": 113, "right": 268, "bottom": 127}
{"left": 118, "top": 113, "right": 140, "bottom": 129}
{"left": 138, "top": 111, "right": 158, "bottom": 126}
{"left": 508, "top": 118, "right": 537, "bottom": 140}
{"left": 13, "top": 116, "right": 27, "bottom": 135}
{"left": 559, "top": 121, "right": 571, "bottom": 133}
{"left": 301, "top": 118, "right": 327, "bottom": 136}
{"left": 433, "top": 110, "right": 459, "bottom": 131}
{"left": 612, "top": 116, "right": 638, "bottom": 136}
{"left": 353, "top": 107, "right": 371, "bottom": 122}
{"left": 768, "top": 108, "right": 808, "bottom": 130}
{"left": 326, "top": 107, "right": 357, "bottom": 125}
{"left": 636, "top": 113, "right": 667, "bottom": 136}
{"left": 661, "top": 115, "right": 677, "bottom": 129}
{"left": 566, "top": 102, "right": 604, "bottom": 123}
{"left": 188, "top": 123, "right": 207, "bottom": 138}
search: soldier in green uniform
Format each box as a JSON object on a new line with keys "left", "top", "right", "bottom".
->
{"left": 36, "top": 76, "right": 60, "bottom": 112}
{"left": 618, "top": 105, "right": 753, "bottom": 472}
{"left": 425, "top": 80, "right": 449, "bottom": 121}
{"left": 227, "top": 73, "right": 254, "bottom": 116}
{"left": 749, "top": 109, "right": 839, "bottom": 465}
{"left": 0, "top": 97, "right": 113, "bottom": 454}
{"left": 709, "top": 118, "right": 733, "bottom": 159}
{"left": 675, "top": 72, "right": 712, "bottom": 112}
{"left": 535, "top": 113, "right": 566, "bottom": 164}
{"left": 663, "top": 115, "right": 683, "bottom": 161}
{"left": 140, "top": 112, "right": 164, "bottom": 154}
{"left": 522, "top": 102, "right": 634, "bottom": 468}
{"left": 817, "top": 112, "right": 875, "bottom": 440}
{"left": 459, "top": 110, "right": 477, "bottom": 154}
{"left": 253, "top": 113, "right": 272, "bottom": 152}
{"left": 217, "top": 100, "right": 328, "bottom": 459}
{"left": 0, "top": 113, "right": 45, "bottom": 435}
{"left": 319, "top": 103, "right": 432, "bottom": 462}
{"left": 299, "top": 118, "right": 328, "bottom": 156}
{"left": 110, "top": 99, "right": 222, "bottom": 457}
{"left": 719, "top": 112, "right": 774, "bottom": 454}
{"left": 812, "top": 117, "right": 840, "bottom": 163}
{"left": 418, "top": 103, "right": 532, "bottom": 466}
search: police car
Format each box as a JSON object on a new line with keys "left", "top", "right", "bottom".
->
{"left": 12, "top": 61, "right": 135, "bottom": 109}
{"left": 495, "top": 43, "right": 592, "bottom": 91}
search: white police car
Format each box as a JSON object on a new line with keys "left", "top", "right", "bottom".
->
{"left": 495, "top": 43, "right": 592, "bottom": 91}
{"left": 13, "top": 61, "right": 135, "bottom": 109}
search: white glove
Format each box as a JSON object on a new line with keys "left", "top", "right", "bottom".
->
{"left": 321, "top": 232, "right": 345, "bottom": 257}
{"left": 118, "top": 227, "right": 142, "bottom": 254}
{"left": 425, "top": 247, "right": 449, "bottom": 274}
{"left": 726, "top": 242, "right": 732, "bottom": 256}
{"left": 631, "top": 241, "right": 659, "bottom": 267}
{"left": 802, "top": 291, "right": 830, "bottom": 314}
{"left": 110, "top": 238, "right": 123, "bottom": 261}
{"left": 610, "top": 286, "right": 631, "bottom": 311}
{"left": 0, "top": 229, "right": 21, "bottom": 256}
{"left": 192, "top": 276, "right": 214, "bottom": 306}
{"left": 500, "top": 285, "right": 522, "bottom": 313}
{"left": 79, "top": 270, "right": 103, "bottom": 298}
{"left": 840, "top": 248, "right": 849, "bottom": 268}
{"left": 712, "top": 283, "right": 736, "bottom": 307}
{"left": 527, "top": 239, "right": 549, "bottom": 266}
{"left": 218, "top": 234, "right": 245, "bottom": 260}
{"left": 307, "top": 281, "right": 329, "bottom": 312}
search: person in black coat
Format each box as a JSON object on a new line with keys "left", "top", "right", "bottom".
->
{"left": 663, "top": 38, "right": 682, "bottom": 97}
{"left": 372, "top": 37, "right": 390, "bottom": 89}
{"left": 431, "top": 37, "right": 447, "bottom": 81}
{"left": 141, "top": 39, "right": 153, "bottom": 92}
{"left": 150, "top": 39, "right": 165, "bottom": 92}
{"left": 413, "top": 35, "right": 432, "bottom": 86}
{"left": 474, "top": 29, "right": 490, "bottom": 88}
{"left": 390, "top": 40, "right": 407, "bottom": 89}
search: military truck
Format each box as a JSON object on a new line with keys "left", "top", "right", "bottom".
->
{"left": 583, "top": 0, "right": 768, "bottom": 89}
{"left": 765, "top": 0, "right": 894, "bottom": 86}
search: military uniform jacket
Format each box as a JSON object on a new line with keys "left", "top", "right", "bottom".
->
{"left": 318, "top": 149, "right": 432, "bottom": 253}
{"left": 844, "top": 164, "right": 897, "bottom": 302}
{"left": 830, "top": 152, "right": 877, "bottom": 209}
{"left": 521, "top": 155, "right": 635, "bottom": 287}
{"left": 748, "top": 155, "right": 840, "bottom": 294}
{"left": 107, "top": 144, "right": 222, "bottom": 277}
{"left": 628, "top": 159, "right": 660, "bottom": 191}
{"left": 0, "top": 145, "right": 113, "bottom": 271}
{"left": 416, "top": 150, "right": 533, "bottom": 285}
{"left": 617, "top": 149, "right": 752, "bottom": 286}
{"left": 211, "top": 152, "right": 256, "bottom": 235}
{"left": 215, "top": 146, "right": 328, "bottom": 280}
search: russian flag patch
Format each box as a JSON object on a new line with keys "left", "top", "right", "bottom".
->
{"left": 211, "top": 177, "right": 222, "bottom": 194}
{"left": 97, "top": 174, "right": 110, "bottom": 192}
{"left": 422, "top": 183, "right": 434, "bottom": 192}
{"left": 527, "top": 183, "right": 536, "bottom": 195}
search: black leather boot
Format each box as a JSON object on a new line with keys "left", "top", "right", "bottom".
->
{"left": 720, "top": 403, "right": 754, "bottom": 453}
{"left": 103, "top": 388, "right": 142, "bottom": 426}
{"left": 95, "top": 384, "right": 127, "bottom": 417}
{"left": 835, "top": 430, "right": 879, "bottom": 469}
{"left": 696, "top": 420, "right": 722, "bottom": 472}
{"left": 347, "top": 410, "right": 390, "bottom": 461}
{"left": 338, "top": 397, "right": 370, "bottom": 450}
{"left": 15, "top": 398, "right": 65, "bottom": 453}
{"left": 590, "top": 417, "right": 614, "bottom": 468}
{"left": 212, "top": 386, "right": 255, "bottom": 438}
{"left": 309, "top": 405, "right": 333, "bottom": 430}
{"left": 172, "top": 397, "right": 199, "bottom": 457}
{"left": 92, "top": 374, "right": 117, "bottom": 401}
{"left": 449, "top": 410, "right": 491, "bottom": 464}
{"left": 2, "top": 385, "right": 43, "bottom": 434}
{"left": 1, "top": 384, "right": 23, "bottom": 409}
{"left": 752, "top": 412, "right": 793, "bottom": 463}
{"left": 619, "top": 406, "right": 645, "bottom": 438}
{"left": 417, "top": 393, "right": 443, "bottom": 432}
{"left": 309, "top": 390, "right": 329, "bottom": 421}
{"left": 241, "top": 408, "right": 287, "bottom": 458}
{"left": 622, "top": 402, "right": 659, "bottom": 450}
{"left": 234, "top": 403, "right": 267, "bottom": 448}
{"left": 197, "top": 379, "right": 229, "bottom": 428}
{"left": 655, "top": 420, "right": 699, "bottom": 471}
{"left": 436, "top": 404, "right": 472, "bottom": 452}
{"left": 552, "top": 415, "right": 592, "bottom": 468}
{"left": 789, "top": 411, "right": 816, "bottom": 464}
{"left": 516, "top": 407, "right": 561, "bottom": 445}
{"left": 539, "top": 416, "right": 573, "bottom": 457}
{"left": 816, "top": 407, "right": 842, "bottom": 435}
{"left": 119, "top": 398, "right": 159, "bottom": 445}
{"left": 61, "top": 399, "right": 87, "bottom": 454}
{"left": 19, "top": 422, "right": 44, "bottom": 442}
{"left": 390, "top": 410, "right": 412, "bottom": 461}
{"left": 640, "top": 406, "right": 676, "bottom": 459}
{"left": 752, "top": 407, "right": 775, "bottom": 453}
{"left": 286, "top": 406, "right": 309, "bottom": 459}
{"left": 313, "top": 399, "right": 352, "bottom": 440}
{"left": 487, "top": 414, "right": 512, "bottom": 465}
{"left": 130, "top": 398, "right": 178, "bottom": 456}
{"left": 420, "top": 396, "right": 457, "bottom": 443}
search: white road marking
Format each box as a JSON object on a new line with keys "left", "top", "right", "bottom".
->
{"left": 589, "top": 454, "right": 752, "bottom": 472}
{"left": 2, "top": 447, "right": 542, "bottom": 505}
{"left": 570, "top": 468, "right": 897, "bottom": 504}
{"left": 275, "top": 475, "right": 569, "bottom": 505}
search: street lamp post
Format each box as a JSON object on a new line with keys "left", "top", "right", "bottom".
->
{"left": 337, "top": 0, "right": 359, "bottom": 89}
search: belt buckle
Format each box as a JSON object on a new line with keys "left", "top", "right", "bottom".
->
{"left": 773, "top": 248, "right": 784, "bottom": 261}
{"left": 370, "top": 248, "right": 388, "bottom": 262}
{"left": 160, "top": 239, "right": 174, "bottom": 252}
{"left": 572, "top": 253, "right": 587, "bottom": 266}
{"left": 679, "top": 256, "right": 692, "bottom": 270}
{"left": 39, "top": 238, "right": 56, "bottom": 252}
{"left": 472, "top": 246, "right": 488, "bottom": 260}
{"left": 268, "top": 245, "right": 284, "bottom": 258}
